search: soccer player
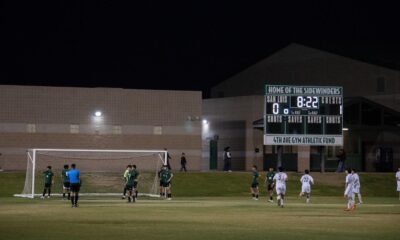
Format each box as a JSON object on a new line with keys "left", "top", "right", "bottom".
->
{"left": 122, "top": 165, "right": 131, "bottom": 199}
{"left": 344, "top": 168, "right": 355, "bottom": 211}
{"left": 132, "top": 165, "right": 140, "bottom": 200}
{"left": 68, "top": 163, "right": 81, "bottom": 208}
{"left": 396, "top": 167, "right": 400, "bottom": 200}
{"left": 265, "top": 167, "right": 275, "bottom": 202}
{"left": 41, "top": 166, "right": 54, "bottom": 199}
{"left": 299, "top": 169, "right": 314, "bottom": 203}
{"left": 250, "top": 165, "right": 259, "bottom": 200}
{"left": 351, "top": 169, "right": 363, "bottom": 204}
{"left": 180, "top": 152, "right": 187, "bottom": 172}
{"left": 273, "top": 166, "right": 288, "bottom": 208}
{"left": 62, "top": 164, "right": 71, "bottom": 200}
{"left": 125, "top": 165, "right": 135, "bottom": 203}
{"left": 160, "top": 165, "right": 173, "bottom": 200}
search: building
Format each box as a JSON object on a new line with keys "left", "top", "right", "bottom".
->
{"left": 0, "top": 85, "right": 202, "bottom": 171}
{"left": 204, "top": 43, "right": 400, "bottom": 172}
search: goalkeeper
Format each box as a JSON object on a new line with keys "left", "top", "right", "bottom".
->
{"left": 68, "top": 163, "right": 81, "bottom": 208}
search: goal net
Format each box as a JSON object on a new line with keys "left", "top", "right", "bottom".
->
{"left": 15, "top": 149, "right": 167, "bottom": 199}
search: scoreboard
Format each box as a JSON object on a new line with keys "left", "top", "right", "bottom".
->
{"left": 264, "top": 85, "right": 343, "bottom": 146}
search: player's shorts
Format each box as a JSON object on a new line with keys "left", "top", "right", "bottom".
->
{"left": 125, "top": 184, "right": 133, "bottom": 191}
{"left": 267, "top": 183, "right": 274, "bottom": 191}
{"left": 344, "top": 186, "right": 353, "bottom": 197}
{"left": 251, "top": 183, "right": 259, "bottom": 188}
{"left": 275, "top": 184, "right": 286, "bottom": 195}
{"left": 161, "top": 181, "right": 171, "bottom": 188}
{"left": 70, "top": 183, "right": 81, "bottom": 192}
{"left": 63, "top": 182, "right": 70, "bottom": 189}
{"left": 44, "top": 183, "right": 52, "bottom": 188}
{"left": 301, "top": 184, "right": 311, "bottom": 193}
{"left": 397, "top": 181, "right": 400, "bottom": 192}
{"left": 352, "top": 185, "right": 360, "bottom": 194}
{"left": 133, "top": 181, "right": 138, "bottom": 188}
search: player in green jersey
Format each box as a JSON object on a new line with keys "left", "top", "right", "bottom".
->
{"left": 62, "top": 164, "right": 71, "bottom": 200}
{"left": 250, "top": 165, "right": 259, "bottom": 200}
{"left": 265, "top": 167, "right": 275, "bottom": 202}
{"left": 131, "top": 165, "right": 140, "bottom": 200}
{"left": 125, "top": 166, "right": 135, "bottom": 203}
{"left": 41, "top": 166, "right": 54, "bottom": 199}
{"left": 160, "top": 165, "right": 174, "bottom": 200}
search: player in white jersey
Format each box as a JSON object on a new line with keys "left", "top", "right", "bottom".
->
{"left": 344, "top": 168, "right": 356, "bottom": 211}
{"left": 396, "top": 168, "right": 400, "bottom": 200}
{"left": 351, "top": 169, "right": 363, "bottom": 204}
{"left": 299, "top": 169, "right": 314, "bottom": 203}
{"left": 273, "top": 166, "right": 288, "bottom": 208}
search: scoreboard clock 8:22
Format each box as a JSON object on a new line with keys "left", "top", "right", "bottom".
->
{"left": 264, "top": 85, "right": 343, "bottom": 146}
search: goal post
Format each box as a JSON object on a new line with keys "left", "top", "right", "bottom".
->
{"left": 15, "top": 148, "right": 168, "bottom": 199}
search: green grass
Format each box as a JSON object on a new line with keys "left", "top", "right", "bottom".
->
{"left": 1, "top": 171, "right": 399, "bottom": 240}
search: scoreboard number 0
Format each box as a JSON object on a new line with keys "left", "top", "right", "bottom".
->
{"left": 272, "top": 103, "right": 279, "bottom": 114}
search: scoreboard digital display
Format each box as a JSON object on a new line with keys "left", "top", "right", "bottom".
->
{"left": 264, "top": 85, "right": 343, "bottom": 146}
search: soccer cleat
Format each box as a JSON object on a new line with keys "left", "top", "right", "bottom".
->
{"left": 46, "top": 196, "right": 50, "bottom": 199}
{"left": 268, "top": 199, "right": 274, "bottom": 203}
{"left": 253, "top": 198, "right": 259, "bottom": 201}
{"left": 344, "top": 208, "right": 351, "bottom": 211}
{"left": 121, "top": 196, "right": 126, "bottom": 199}
{"left": 40, "top": 196, "right": 45, "bottom": 199}
{"left": 351, "top": 204, "right": 357, "bottom": 210}
{"left": 167, "top": 198, "right": 172, "bottom": 200}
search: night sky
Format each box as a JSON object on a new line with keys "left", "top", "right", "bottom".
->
{"left": 1, "top": 1, "right": 400, "bottom": 97}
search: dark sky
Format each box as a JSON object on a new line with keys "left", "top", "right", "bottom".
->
{"left": 1, "top": 1, "right": 400, "bottom": 97}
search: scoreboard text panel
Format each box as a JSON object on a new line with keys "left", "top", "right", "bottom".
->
{"left": 264, "top": 85, "right": 343, "bottom": 146}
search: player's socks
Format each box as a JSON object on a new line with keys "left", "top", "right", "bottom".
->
{"left": 357, "top": 194, "right": 363, "bottom": 204}
{"left": 68, "top": 193, "right": 71, "bottom": 200}
{"left": 75, "top": 195, "right": 79, "bottom": 206}
{"left": 63, "top": 193, "right": 66, "bottom": 198}
{"left": 167, "top": 193, "right": 172, "bottom": 199}
{"left": 135, "top": 190, "right": 138, "bottom": 198}
{"left": 252, "top": 194, "right": 255, "bottom": 198}
{"left": 71, "top": 196, "right": 74, "bottom": 206}
{"left": 256, "top": 194, "right": 259, "bottom": 199}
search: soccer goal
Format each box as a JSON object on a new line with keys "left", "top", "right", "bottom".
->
{"left": 15, "top": 148, "right": 168, "bottom": 199}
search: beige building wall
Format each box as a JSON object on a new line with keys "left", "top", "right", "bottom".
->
{"left": 0, "top": 85, "right": 202, "bottom": 171}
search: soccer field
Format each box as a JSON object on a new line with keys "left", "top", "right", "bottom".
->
{"left": 1, "top": 172, "right": 399, "bottom": 240}
{"left": 0, "top": 196, "right": 399, "bottom": 240}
